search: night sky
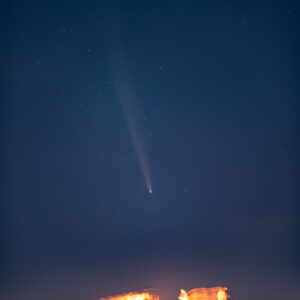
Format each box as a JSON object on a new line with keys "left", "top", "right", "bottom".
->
{"left": 1, "top": 1, "right": 299, "bottom": 299}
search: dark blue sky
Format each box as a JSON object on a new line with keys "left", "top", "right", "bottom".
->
{"left": 1, "top": 1, "right": 299, "bottom": 299}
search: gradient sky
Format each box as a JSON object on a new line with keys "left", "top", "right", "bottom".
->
{"left": 1, "top": 1, "right": 299, "bottom": 299}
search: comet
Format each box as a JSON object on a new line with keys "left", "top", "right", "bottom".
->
{"left": 109, "top": 28, "right": 153, "bottom": 194}
{"left": 113, "top": 65, "right": 152, "bottom": 194}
